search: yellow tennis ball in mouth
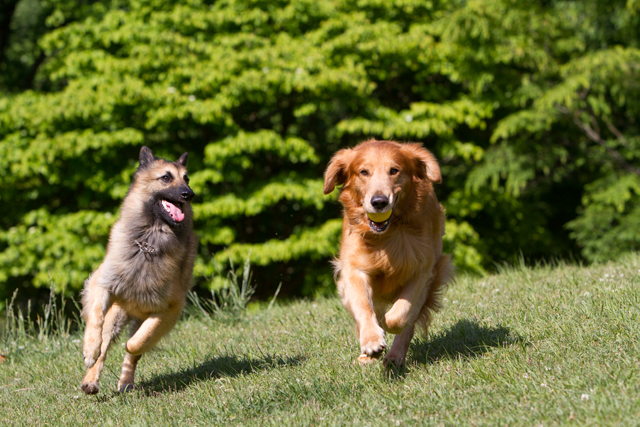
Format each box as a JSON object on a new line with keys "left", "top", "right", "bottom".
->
{"left": 366, "top": 210, "right": 392, "bottom": 223}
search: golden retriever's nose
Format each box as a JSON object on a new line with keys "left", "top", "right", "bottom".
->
{"left": 370, "top": 195, "right": 389, "bottom": 210}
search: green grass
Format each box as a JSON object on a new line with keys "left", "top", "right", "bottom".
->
{"left": 2, "top": 255, "right": 640, "bottom": 426}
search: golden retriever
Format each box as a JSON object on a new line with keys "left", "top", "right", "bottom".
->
{"left": 323, "top": 139, "right": 454, "bottom": 366}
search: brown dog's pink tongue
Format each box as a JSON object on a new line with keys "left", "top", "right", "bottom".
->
{"left": 163, "top": 200, "right": 185, "bottom": 222}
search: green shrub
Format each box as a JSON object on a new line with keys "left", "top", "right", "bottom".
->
{"left": 1, "top": 0, "right": 639, "bottom": 303}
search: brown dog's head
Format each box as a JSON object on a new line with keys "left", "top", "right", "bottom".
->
{"left": 132, "top": 146, "right": 196, "bottom": 227}
{"left": 323, "top": 140, "right": 441, "bottom": 234}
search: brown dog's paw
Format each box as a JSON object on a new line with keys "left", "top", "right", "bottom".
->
{"left": 83, "top": 355, "right": 98, "bottom": 369}
{"left": 117, "top": 381, "right": 137, "bottom": 393}
{"left": 83, "top": 343, "right": 101, "bottom": 369}
{"left": 81, "top": 381, "right": 100, "bottom": 395}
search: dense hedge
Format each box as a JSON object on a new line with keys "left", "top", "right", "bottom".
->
{"left": 1, "top": 0, "right": 639, "bottom": 306}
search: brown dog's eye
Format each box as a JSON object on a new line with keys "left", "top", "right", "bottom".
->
{"left": 160, "top": 174, "right": 172, "bottom": 182}
{"left": 184, "top": 175, "right": 189, "bottom": 184}
{"left": 360, "top": 170, "right": 369, "bottom": 176}
{"left": 390, "top": 168, "right": 399, "bottom": 175}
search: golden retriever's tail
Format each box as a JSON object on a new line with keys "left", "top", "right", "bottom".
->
{"left": 416, "top": 253, "right": 455, "bottom": 334}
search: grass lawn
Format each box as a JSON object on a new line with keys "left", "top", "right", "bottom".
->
{"left": 1, "top": 255, "right": 640, "bottom": 426}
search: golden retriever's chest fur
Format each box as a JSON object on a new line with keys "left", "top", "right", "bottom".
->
{"left": 344, "top": 225, "right": 435, "bottom": 297}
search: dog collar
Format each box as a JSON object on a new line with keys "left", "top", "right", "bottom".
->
{"left": 134, "top": 240, "right": 156, "bottom": 254}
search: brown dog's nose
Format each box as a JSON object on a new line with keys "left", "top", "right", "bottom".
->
{"left": 370, "top": 195, "right": 389, "bottom": 210}
{"left": 181, "top": 188, "right": 195, "bottom": 202}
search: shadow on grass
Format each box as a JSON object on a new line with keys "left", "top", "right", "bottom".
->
{"left": 131, "top": 353, "right": 305, "bottom": 397}
{"left": 382, "top": 319, "right": 525, "bottom": 380}
{"left": 410, "top": 318, "right": 525, "bottom": 365}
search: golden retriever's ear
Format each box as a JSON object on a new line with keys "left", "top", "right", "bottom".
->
{"left": 323, "top": 148, "right": 354, "bottom": 194}
{"left": 402, "top": 143, "right": 442, "bottom": 183}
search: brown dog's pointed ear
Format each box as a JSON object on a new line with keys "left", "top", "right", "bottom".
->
{"left": 402, "top": 143, "right": 441, "bottom": 183}
{"left": 176, "top": 152, "right": 188, "bottom": 167}
{"left": 139, "top": 146, "right": 156, "bottom": 167}
{"left": 323, "top": 148, "right": 354, "bottom": 194}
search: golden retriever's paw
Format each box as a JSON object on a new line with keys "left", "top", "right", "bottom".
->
{"left": 81, "top": 381, "right": 100, "bottom": 395}
{"left": 117, "top": 381, "right": 137, "bottom": 393}
{"left": 382, "top": 353, "right": 406, "bottom": 368}
{"left": 357, "top": 354, "right": 380, "bottom": 364}
{"left": 382, "top": 304, "right": 410, "bottom": 335}
{"left": 360, "top": 336, "right": 387, "bottom": 360}
{"left": 380, "top": 319, "right": 407, "bottom": 335}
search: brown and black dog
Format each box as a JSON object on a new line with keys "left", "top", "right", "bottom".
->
{"left": 80, "top": 147, "right": 197, "bottom": 394}
{"left": 324, "top": 139, "right": 454, "bottom": 366}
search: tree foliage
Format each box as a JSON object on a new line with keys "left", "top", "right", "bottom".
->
{"left": 1, "top": 0, "right": 639, "bottom": 303}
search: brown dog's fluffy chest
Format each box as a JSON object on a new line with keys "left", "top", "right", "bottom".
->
{"left": 98, "top": 219, "right": 195, "bottom": 316}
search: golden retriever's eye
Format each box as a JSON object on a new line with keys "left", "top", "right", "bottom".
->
{"left": 390, "top": 168, "right": 399, "bottom": 176}
{"left": 360, "top": 170, "right": 369, "bottom": 176}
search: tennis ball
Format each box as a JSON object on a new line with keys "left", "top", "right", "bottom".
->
{"left": 366, "top": 210, "right": 392, "bottom": 222}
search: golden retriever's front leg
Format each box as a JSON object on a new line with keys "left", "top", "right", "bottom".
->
{"left": 338, "top": 272, "right": 387, "bottom": 363}
{"left": 81, "top": 273, "right": 113, "bottom": 369}
{"left": 383, "top": 324, "right": 415, "bottom": 368}
{"left": 124, "top": 301, "right": 184, "bottom": 356}
{"left": 381, "top": 272, "right": 430, "bottom": 335}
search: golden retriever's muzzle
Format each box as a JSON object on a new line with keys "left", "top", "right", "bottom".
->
{"left": 366, "top": 194, "right": 393, "bottom": 233}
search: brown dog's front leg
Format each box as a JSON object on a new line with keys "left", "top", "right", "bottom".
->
{"left": 117, "top": 352, "right": 142, "bottom": 393}
{"left": 81, "top": 273, "right": 113, "bottom": 369}
{"left": 81, "top": 303, "right": 129, "bottom": 394}
{"left": 339, "top": 271, "right": 387, "bottom": 363}
{"left": 125, "top": 301, "right": 184, "bottom": 356}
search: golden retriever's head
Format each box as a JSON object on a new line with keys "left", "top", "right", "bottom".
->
{"left": 324, "top": 140, "right": 441, "bottom": 234}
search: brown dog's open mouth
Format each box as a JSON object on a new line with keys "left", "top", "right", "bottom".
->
{"left": 160, "top": 199, "right": 185, "bottom": 222}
